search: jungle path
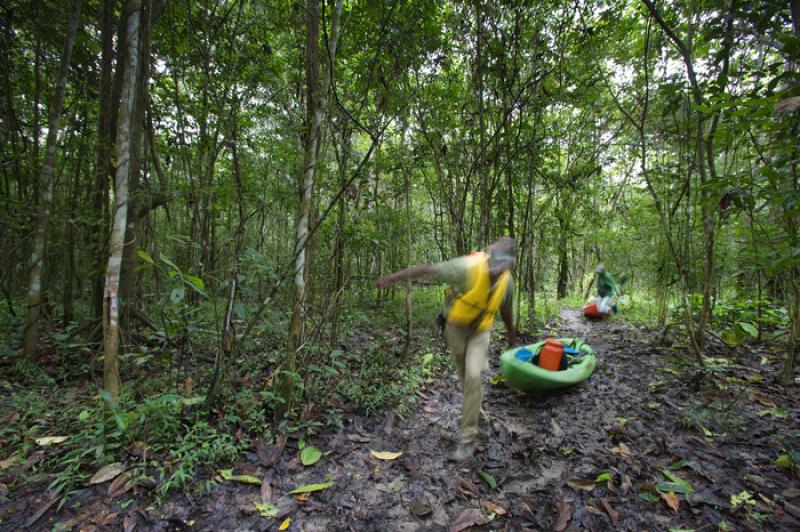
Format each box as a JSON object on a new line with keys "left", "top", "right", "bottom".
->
{"left": 12, "top": 309, "right": 800, "bottom": 531}
{"left": 139, "top": 308, "right": 799, "bottom": 531}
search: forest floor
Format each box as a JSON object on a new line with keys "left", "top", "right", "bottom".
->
{"left": 3, "top": 307, "right": 800, "bottom": 531}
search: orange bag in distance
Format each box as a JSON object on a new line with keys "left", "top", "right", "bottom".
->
{"left": 583, "top": 302, "right": 603, "bottom": 318}
{"left": 538, "top": 338, "right": 564, "bottom": 371}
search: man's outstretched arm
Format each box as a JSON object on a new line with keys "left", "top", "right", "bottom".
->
{"left": 377, "top": 264, "right": 437, "bottom": 289}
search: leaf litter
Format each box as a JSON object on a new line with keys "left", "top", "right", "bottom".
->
{"left": 2, "top": 308, "right": 799, "bottom": 530}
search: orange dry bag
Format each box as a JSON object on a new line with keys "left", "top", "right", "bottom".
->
{"left": 583, "top": 302, "right": 603, "bottom": 318}
{"left": 538, "top": 338, "right": 564, "bottom": 371}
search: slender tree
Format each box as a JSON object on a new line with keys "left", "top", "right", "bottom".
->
{"left": 22, "top": 0, "right": 82, "bottom": 359}
{"left": 103, "top": 0, "right": 141, "bottom": 399}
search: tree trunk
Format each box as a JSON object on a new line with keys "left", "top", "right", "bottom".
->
{"left": 23, "top": 0, "right": 82, "bottom": 359}
{"left": 278, "top": 0, "right": 323, "bottom": 420}
{"left": 103, "top": 0, "right": 141, "bottom": 399}
{"left": 91, "top": 0, "right": 117, "bottom": 320}
{"left": 120, "top": 0, "right": 154, "bottom": 327}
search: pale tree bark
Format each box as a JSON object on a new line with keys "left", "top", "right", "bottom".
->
{"left": 103, "top": 0, "right": 141, "bottom": 399}
{"left": 23, "top": 0, "right": 82, "bottom": 359}
{"left": 277, "top": 0, "right": 343, "bottom": 419}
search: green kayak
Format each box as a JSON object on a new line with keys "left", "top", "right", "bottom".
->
{"left": 500, "top": 338, "right": 596, "bottom": 391}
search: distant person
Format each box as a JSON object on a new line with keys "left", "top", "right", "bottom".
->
{"left": 377, "top": 237, "right": 517, "bottom": 462}
{"left": 594, "top": 264, "right": 621, "bottom": 315}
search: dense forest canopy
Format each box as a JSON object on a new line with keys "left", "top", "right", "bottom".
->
{"left": 0, "top": 0, "right": 799, "bottom": 524}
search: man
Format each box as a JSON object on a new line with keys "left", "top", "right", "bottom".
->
{"left": 594, "top": 264, "right": 621, "bottom": 315}
{"left": 377, "top": 237, "right": 516, "bottom": 461}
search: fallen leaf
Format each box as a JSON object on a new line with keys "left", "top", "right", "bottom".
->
{"left": 595, "top": 472, "right": 612, "bottom": 483}
{"left": 346, "top": 433, "right": 371, "bottom": 443}
{"left": 0, "top": 411, "right": 20, "bottom": 424}
{"left": 278, "top": 517, "right": 291, "bottom": 530}
{"left": 750, "top": 393, "right": 777, "bottom": 408}
{"left": 410, "top": 498, "right": 432, "bottom": 516}
{"left": 376, "top": 475, "right": 405, "bottom": 493}
{"left": 456, "top": 477, "right": 481, "bottom": 498}
{"left": 254, "top": 501, "right": 280, "bottom": 518}
{"left": 288, "top": 481, "right": 334, "bottom": 494}
{"left": 484, "top": 500, "right": 507, "bottom": 515}
{"left": 128, "top": 441, "right": 149, "bottom": 459}
{"left": 566, "top": 478, "right": 595, "bottom": 491}
{"left": 610, "top": 442, "right": 633, "bottom": 458}
{"left": 300, "top": 446, "right": 322, "bottom": 466}
{"left": 449, "top": 508, "right": 490, "bottom": 532}
{"left": 489, "top": 374, "right": 505, "bottom": 385}
{"left": 660, "top": 469, "right": 693, "bottom": 493}
{"left": 600, "top": 498, "right": 619, "bottom": 523}
{"left": 35, "top": 436, "right": 69, "bottom": 446}
{"left": 90, "top": 462, "right": 125, "bottom": 484}
{"left": 219, "top": 469, "right": 262, "bottom": 485}
{"left": 661, "top": 491, "right": 680, "bottom": 512}
{"left": 256, "top": 434, "right": 287, "bottom": 467}
{"left": 0, "top": 456, "right": 19, "bottom": 470}
{"left": 107, "top": 474, "right": 134, "bottom": 498}
{"left": 476, "top": 469, "right": 496, "bottom": 490}
{"left": 553, "top": 497, "right": 571, "bottom": 532}
{"left": 620, "top": 473, "right": 632, "bottom": 496}
{"left": 369, "top": 450, "right": 403, "bottom": 460}
{"left": 260, "top": 480, "right": 272, "bottom": 503}
{"left": 295, "top": 492, "right": 310, "bottom": 502}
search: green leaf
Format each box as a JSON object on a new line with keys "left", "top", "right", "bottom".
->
{"left": 730, "top": 490, "right": 756, "bottom": 507}
{"left": 180, "top": 396, "right": 204, "bottom": 406}
{"left": 288, "top": 481, "right": 334, "bottom": 494}
{"left": 300, "top": 446, "right": 323, "bottom": 466}
{"left": 220, "top": 469, "right": 262, "bottom": 485}
{"left": 477, "top": 469, "right": 496, "bottom": 490}
{"left": 183, "top": 274, "right": 205, "bottom": 290}
{"left": 661, "top": 470, "right": 693, "bottom": 493}
{"left": 737, "top": 322, "right": 758, "bottom": 337}
{"left": 656, "top": 482, "right": 690, "bottom": 495}
{"left": 640, "top": 492, "right": 660, "bottom": 503}
{"left": 170, "top": 285, "right": 185, "bottom": 303}
{"left": 776, "top": 454, "right": 794, "bottom": 469}
{"left": 137, "top": 250, "right": 154, "bottom": 264}
{"left": 594, "top": 472, "right": 612, "bottom": 483}
{"left": 254, "top": 501, "right": 280, "bottom": 518}
{"left": 160, "top": 254, "right": 180, "bottom": 272}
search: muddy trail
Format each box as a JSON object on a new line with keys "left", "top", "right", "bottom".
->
{"left": 6, "top": 309, "right": 800, "bottom": 531}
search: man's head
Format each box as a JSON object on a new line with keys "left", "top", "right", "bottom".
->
{"left": 488, "top": 236, "right": 516, "bottom": 275}
{"left": 595, "top": 264, "right": 606, "bottom": 274}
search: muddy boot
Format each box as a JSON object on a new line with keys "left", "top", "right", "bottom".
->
{"left": 448, "top": 441, "right": 476, "bottom": 462}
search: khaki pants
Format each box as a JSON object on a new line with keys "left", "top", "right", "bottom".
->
{"left": 444, "top": 322, "right": 490, "bottom": 444}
